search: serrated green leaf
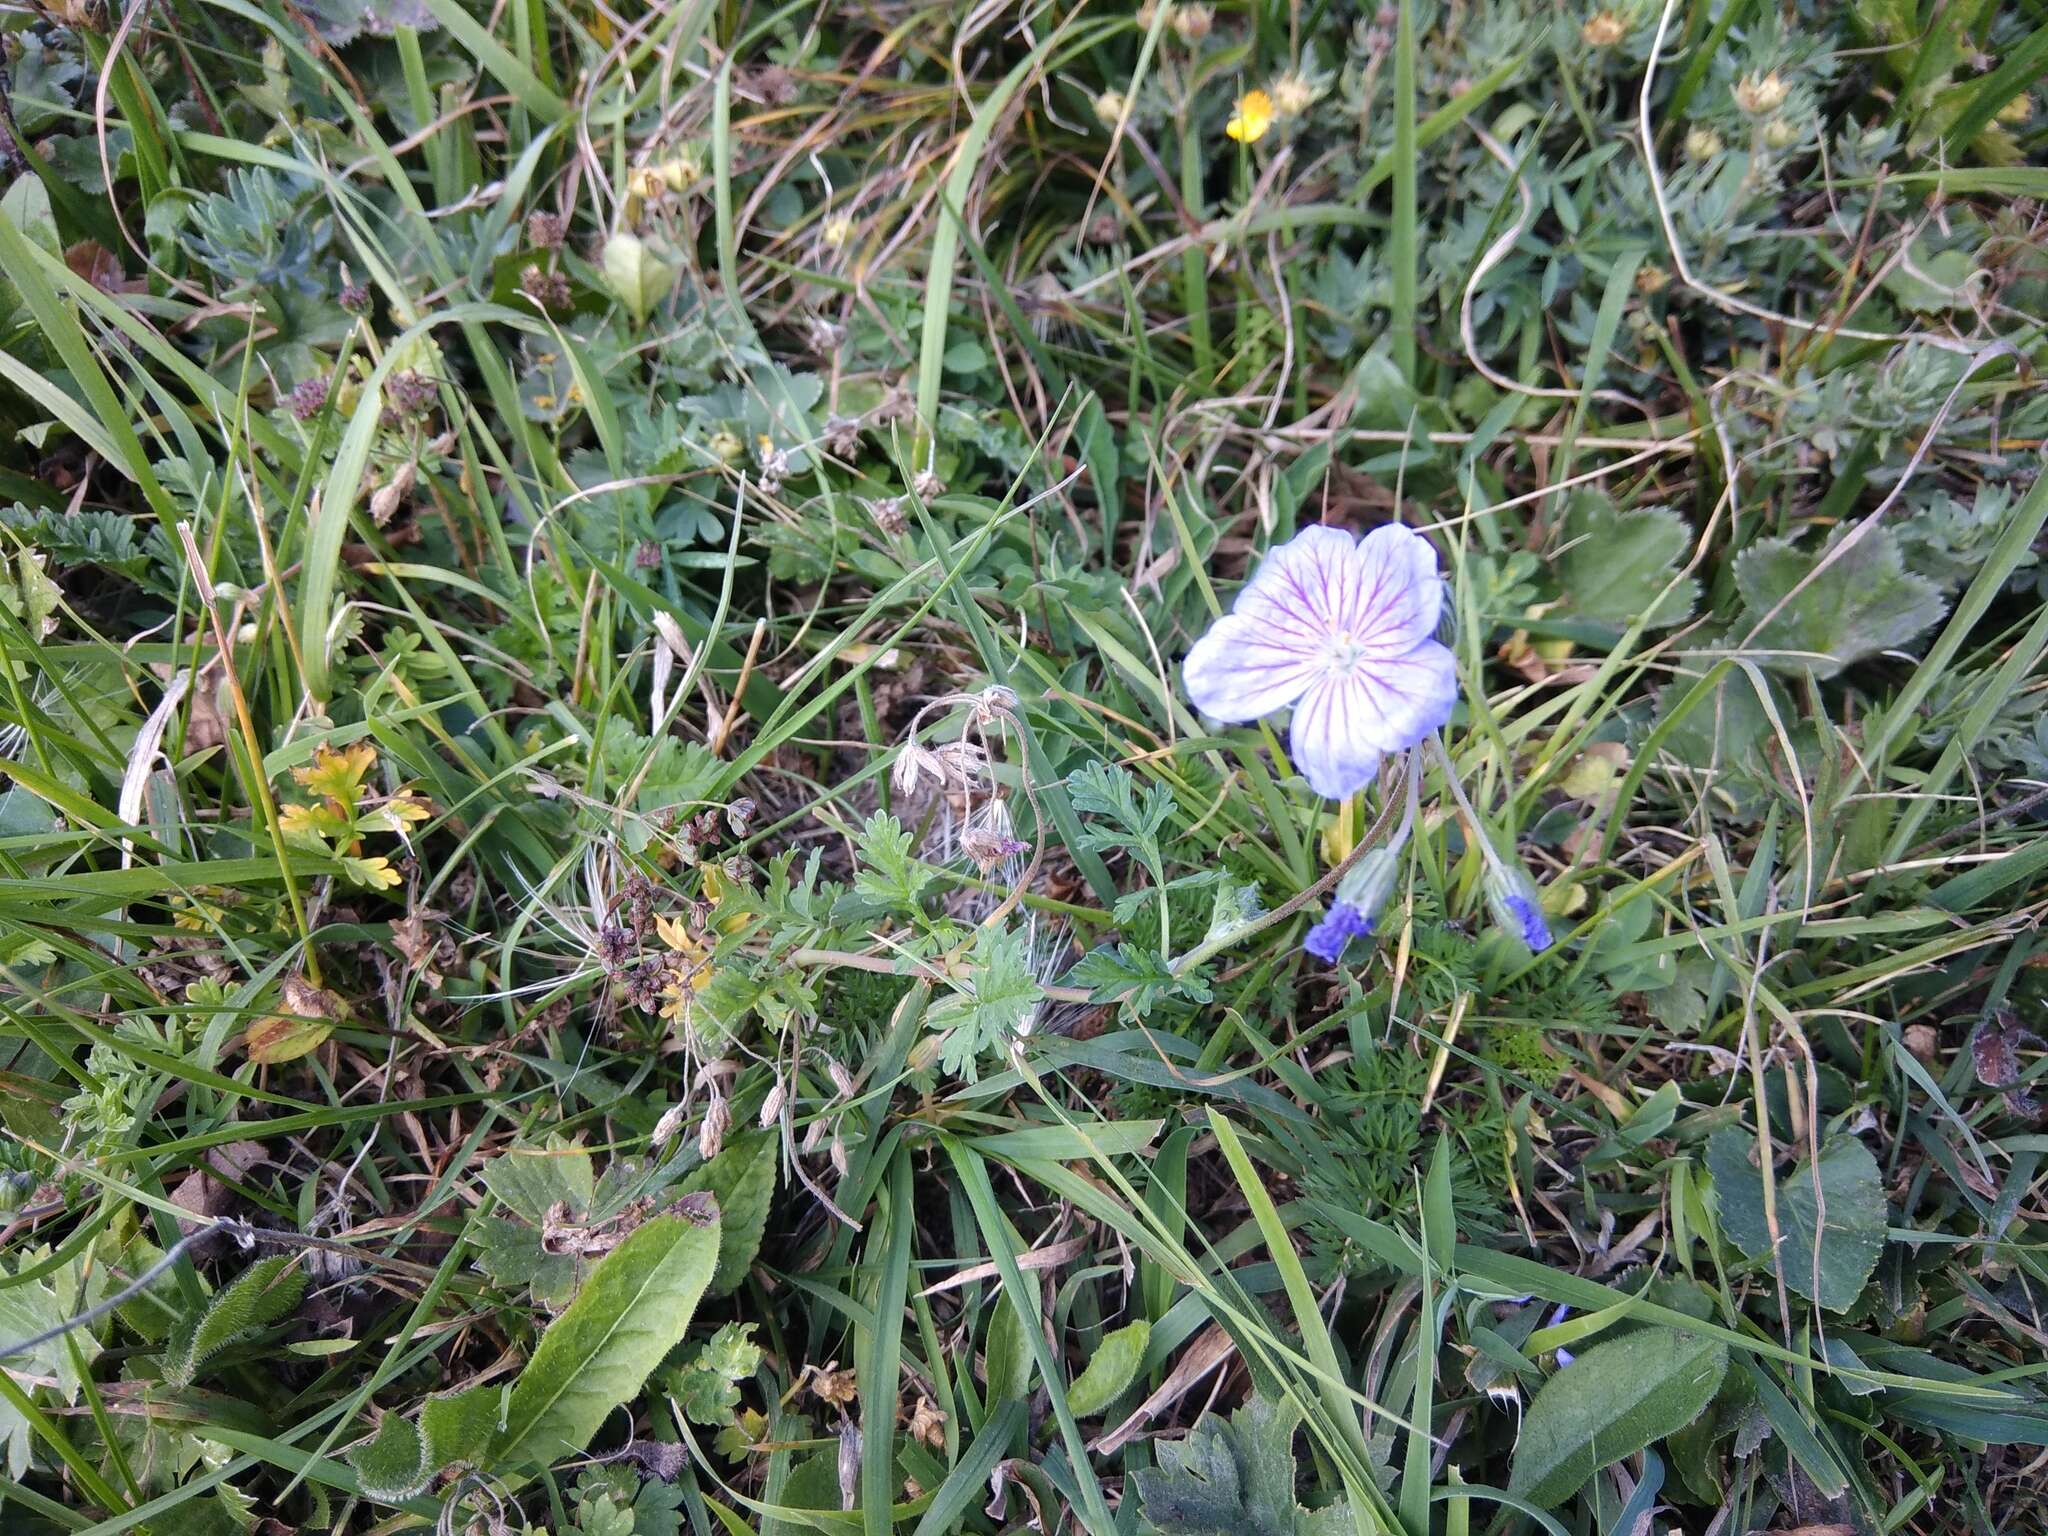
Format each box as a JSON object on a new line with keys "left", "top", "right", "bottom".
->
{"left": 1734, "top": 527, "right": 1946, "bottom": 678}
{"left": 1552, "top": 491, "right": 1698, "bottom": 630}
{"left": 1705, "top": 1130, "right": 1886, "bottom": 1311}
{"left": 162, "top": 1256, "right": 307, "bottom": 1389}
{"left": 1066, "top": 1320, "right": 1149, "bottom": 1417}
{"left": 1507, "top": 1328, "right": 1728, "bottom": 1509}
{"left": 481, "top": 1140, "right": 595, "bottom": 1225}
{"left": 671, "top": 1322, "right": 763, "bottom": 1424}
{"left": 1132, "top": 1392, "right": 1350, "bottom": 1536}
{"left": 679, "top": 1134, "right": 776, "bottom": 1296}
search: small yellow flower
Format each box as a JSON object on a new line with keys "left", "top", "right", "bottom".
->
{"left": 1092, "top": 89, "right": 1128, "bottom": 128}
{"left": 1997, "top": 93, "right": 2032, "bottom": 125}
{"left": 821, "top": 212, "right": 854, "bottom": 248}
{"left": 1225, "top": 89, "right": 1273, "bottom": 144}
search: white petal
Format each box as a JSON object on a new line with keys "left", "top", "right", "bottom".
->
{"left": 1350, "top": 638, "right": 1460, "bottom": 753}
{"left": 1231, "top": 524, "right": 1359, "bottom": 652}
{"left": 1344, "top": 524, "right": 1443, "bottom": 657}
{"left": 1288, "top": 673, "right": 1384, "bottom": 799}
{"left": 1183, "top": 612, "right": 1320, "bottom": 721}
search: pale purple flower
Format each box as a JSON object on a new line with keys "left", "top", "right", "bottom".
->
{"left": 1183, "top": 525, "right": 1459, "bottom": 799}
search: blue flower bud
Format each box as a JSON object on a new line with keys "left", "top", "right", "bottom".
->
{"left": 1304, "top": 847, "right": 1404, "bottom": 964}
{"left": 1303, "top": 902, "right": 1373, "bottom": 963}
{"left": 1484, "top": 862, "right": 1553, "bottom": 952}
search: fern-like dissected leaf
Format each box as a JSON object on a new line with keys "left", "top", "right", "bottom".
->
{"left": 161, "top": 1256, "right": 307, "bottom": 1389}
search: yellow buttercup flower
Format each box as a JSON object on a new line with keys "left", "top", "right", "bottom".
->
{"left": 1225, "top": 89, "right": 1273, "bottom": 143}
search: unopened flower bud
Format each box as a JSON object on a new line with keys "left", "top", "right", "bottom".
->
{"left": 1305, "top": 848, "right": 1401, "bottom": 963}
{"left": 1092, "top": 90, "right": 1127, "bottom": 128}
{"left": 1683, "top": 125, "right": 1722, "bottom": 160}
{"left": 1762, "top": 116, "right": 1799, "bottom": 149}
{"left": 1484, "top": 862, "right": 1554, "bottom": 953}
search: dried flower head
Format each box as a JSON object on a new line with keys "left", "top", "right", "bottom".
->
{"left": 1171, "top": 2, "right": 1213, "bottom": 42}
{"left": 1734, "top": 70, "right": 1789, "bottom": 116}
{"left": 526, "top": 210, "right": 567, "bottom": 248}
{"left": 1580, "top": 10, "right": 1628, "bottom": 47}
{"left": 288, "top": 374, "right": 330, "bottom": 422}
{"left": 1683, "top": 125, "right": 1724, "bottom": 160}
{"left": 1762, "top": 115, "right": 1800, "bottom": 149}
{"left": 338, "top": 280, "right": 372, "bottom": 316}
{"left": 519, "top": 263, "right": 572, "bottom": 312}
{"left": 912, "top": 468, "right": 946, "bottom": 500}
{"left": 1268, "top": 71, "right": 1325, "bottom": 120}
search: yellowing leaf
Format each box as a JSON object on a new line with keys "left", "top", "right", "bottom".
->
{"left": 1225, "top": 89, "right": 1273, "bottom": 143}
{"left": 245, "top": 1014, "right": 332, "bottom": 1063}
{"left": 342, "top": 855, "right": 403, "bottom": 890}
{"left": 291, "top": 741, "right": 377, "bottom": 811}
{"left": 359, "top": 789, "right": 432, "bottom": 834}
{"left": 279, "top": 800, "right": 348, "bottom": 846}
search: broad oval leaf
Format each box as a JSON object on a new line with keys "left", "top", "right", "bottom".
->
{"left": 1507, "top": 1327, "right": 1728, "bottom": 1509}
{"left": 1066, "top": 1319, "right": 1149, "bottom": 1417}
{"left": 497, "top": 1205, "right": 720, "bottom": 1468}
{"left": 1705, "top": 1129, "right": 1886, "bottom": 1312}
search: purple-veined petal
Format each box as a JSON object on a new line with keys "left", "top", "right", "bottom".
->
{"left": 1288, "top": 673, "right": 1383, "bottom": 798}
{"left": 1344, "top": 524, "right": 1443, "bottom": 657}
{"left": 1348, "top": 638, "right": 1460, "bottom": 753}
{"left": 1183, "top": 612, "right": 1322, "bottom": 721}
{"left": 1230, "top": 524, "right": 1358, "bottom": 651}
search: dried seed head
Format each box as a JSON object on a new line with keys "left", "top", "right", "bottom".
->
{"left": 759, "top": 1075, "right": 787, "bottom": 1127}
{"left": 527, "top": 210, "right": 567, "bottom": 248}
{"left": 823, "top": 414, "right": 861, "bottom": 458}
{"left": 892, "top": 742, "right": 941, "bottom": 797}
{"left": 973, "top": 684, "right": 1018, "bottom": 724}
{"left": 288, "top": 374, "right": 331, "bottom": 422}
{"left": 698, "top": 1094, "right": 731, "bottom": 1160}
{"left": 868, "top": 496, "right": 908, "bottom": 534}
{"left": 829, "top": 1131, "right": 850, "bottom": 1179}
{"left": 652, "top": 1100, "right": 689, "bottom": 1148}
{"left": 911, "top": 469, "right": 945, "bottom": 501}
{"left": 806, "top": 315, "right": 846, "bottom": 353}
{"left": 519, "top": 263, "right": 573, "bottom": 312}
{"left": 826, "top": 1057, "right": 857, "bottom": 1098}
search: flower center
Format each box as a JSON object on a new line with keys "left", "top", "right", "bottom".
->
{"left": 1326, "top": 634, "right": 1369, "bottom": 675}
